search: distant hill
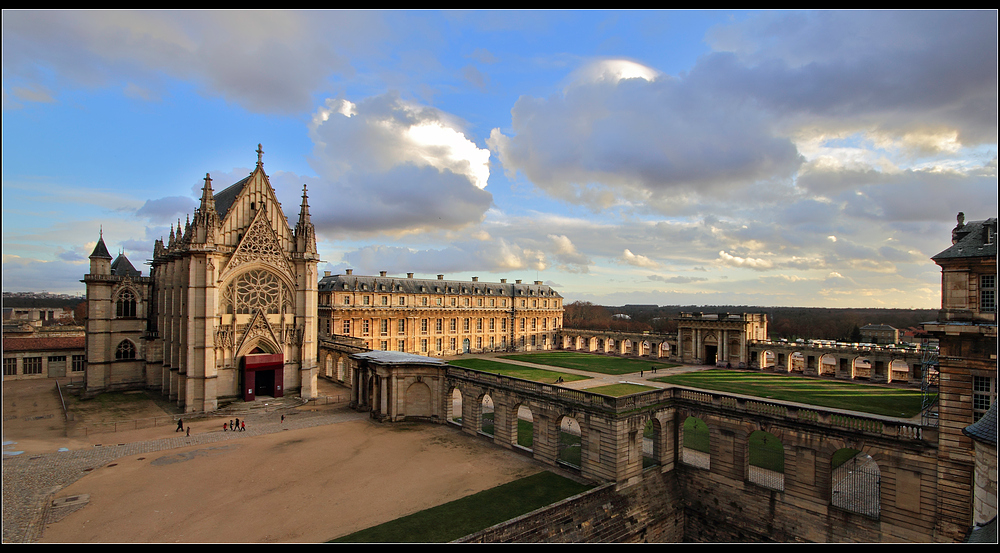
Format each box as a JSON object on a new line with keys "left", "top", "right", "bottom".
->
{"left": 564, "top": 302, "right": 937, "bottom": 342}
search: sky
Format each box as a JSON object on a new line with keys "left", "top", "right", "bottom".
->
{"left": 2, "top": 10, "right": 997, "bottom": 308}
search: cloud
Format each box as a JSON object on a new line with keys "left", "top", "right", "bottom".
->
{"left": 489, "top": 58, "right": 803, "bottom": 210}
{"left": 619, "top": 248, "right": 659, "bottom": 269}
{"left": 647, "top": 274, "right": 708, "bottom": 284}
{"left": 2, "top": 11, "right": 388, "bottom": 114}
{"left": 717, "top": 250, "right": 774, "bottom": 271}
{"left": 340, "top": 238, "right": 549, "bottom": 276}
{"left": 135, "top": 196, "right": 198, "bottom": 225}
{"left": 301, "top": 93, "right": 493, "bottom": 235}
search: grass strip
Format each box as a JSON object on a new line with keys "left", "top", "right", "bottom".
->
{"left": 448, "top": 358, "right": 590, "bottom": 383}
{"left": 654, "top": 369, "right": 930, "bottom": 418}
{"left": 500, "top": 351, "right": 680, "bottom": 376}
{"left": 583, "top": 383, "right": 658, "bottom": 397}
{"left": 330, "top": 471, "right": 592, "bottom": 543}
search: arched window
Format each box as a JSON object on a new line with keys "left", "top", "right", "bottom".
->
{"left": 116, "top": 289, "right": 137, "bottom": 318}
{"left": 115, "top": 340, "right": 136, "bottom": 360}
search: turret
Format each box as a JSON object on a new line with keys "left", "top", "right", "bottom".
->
{"left": 89, "top": 228, "right": 113, "bottom": 275}
{"left": 295, "top": 184, "right": 317, "bottom": 254}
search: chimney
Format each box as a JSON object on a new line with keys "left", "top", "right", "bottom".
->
{"left": 516, "top": 280, "right": 522, "bottom": 284}
{"left": 535, "top": 281, "right": 542, "bottom": 285}
{"left": 472, "top": 276, "right": 479, "bottom": 282}
{"left": 437, "top": 274, "right": 444, "bottom": 280}
{"left": 380, "top": 271, "right": 387, "bottom": 277}
{"left": 346, "top": 269, "right": 353, "bottom": 275}
{"left": 407, "top": 273, "right": 414, "bottom": 278}
{"left": 324, "top": 271, "right": 331, "bottom": 277}
{"left": 500, "top": 278, "right": 507, "bottom": 283}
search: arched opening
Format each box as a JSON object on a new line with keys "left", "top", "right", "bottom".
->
{"left": 513, "top": 403, "right": 534, "bottom": 450}
{"left": 889, "top": 359, "right": 909, "bottom": 382}
{"left": 405, "top": 381, "right": 432, "bottom": 418}
{"left": 325, "top": 355, "right": 333, "bottom": 378}
{"left": 820, "top": 354, "right": 837, "bottom": 376}
{"left": 763, "top": 350, "right": 775, "bottom": 369}
{"left": 681, "top": 416, "right": 710, "bottom": 469}
{"left": 447, "top": 387, "right": 463, "bottom": 425}
{"left": 831, "top": 448, "right": 881, "bottom": 519}
{"left": 115, "top": 339, "right": 136, "bottom": 360}
{"left": 336, "top": 357, "right": 346, "bottom": 382}
{"left": 557, "top": 415, "right": 582, "bottom": 468}
{"left": 659, "top": 342, "right": 670, "bottom": 358}
{"left": 790, "top": 351, "right": 804, "bottom": 373}
{"left": 643, "top": 418, "right": 660, "bottom": 469}
{"left": 116, "top": 289, "right": 137, "bottom": 318}
{"left": 747, "top": 430, "right": 784, "bottom": 491}
{"left": 853, "top": 357, "right": 872, "bottom": 379}
{"left": 480, "top": 393, "right": 494, "bottom": 436}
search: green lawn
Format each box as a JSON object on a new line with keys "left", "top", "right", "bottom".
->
{"left": 330, "top": 471, "right": 592, "bottom": 543}
{"left": 584, "top": 383, "right": 658, "bottom": 397}
{"left": 448, "top": 358, "right": 590, "bottom": 384}
{"left": 654, "top": 369, "right": 930, "bottom": 418}
{"left": 500, "top": 351, "right": 680, "bottom": 376}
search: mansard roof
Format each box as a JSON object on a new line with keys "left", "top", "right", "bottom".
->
{"left": 933, "top": 216, "right": 998, "bottom": 261}
{"left": 111, "top": 253, "right": 142, "bottom": 277}
{"left": 318, "top": 273, "right": 562, "bottom": 298}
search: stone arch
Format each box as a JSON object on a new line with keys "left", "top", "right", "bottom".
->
{"left": 479, "top": 392, "right": 495, "bottom": 436}
{"left": 446, "top": 386, "right": 463, "bottom": 425}
{"left": 747, "top": 429, "right": 785, "bottom": 491}
{"left": 511, "top": 402, "right": 534, "bottom": 450}
{"left": 236, "top": 335, "right": 280, "bottom": 359}
{"left": 888, "top": 359, "right": 909, "bottom": 382}
{"left": 680, "top": 414, "right": 711, "bottom": 470}
{"left": 336, "top": 356, "right": 347, "bottom": 382}
{"left": 853, "top": 356, "right": 872, "bottom": 379}
{"left": 324, "top": 354, "right": 334, "bottom": 378}
{"left": 404, "top": 380, "right": 432, "bottom": 418}
{"left": 643, "top": 415, "right": 661, "bottom": 469}
{"left": 790, "top": 351, "right": 805, "bottom": 373}
{"left": 113, "top": 285, "right": 140, "bottom": 318}
{"left": 115, "top": 338, "right": 137, "bottom": 360}
{"left": 658, "top": 341, "right": 671, "bottom": 358}
{"left": 830, "top": 447, "right": 881, "bottom": 519}
{"left": 556, "top": 414, "right": 582, "bottom": 468}
{"left": 820, "top": 353, "right": 837, "bottom": 376}
{"left": 702, "top": 333, "right": 719, "bottom": 365}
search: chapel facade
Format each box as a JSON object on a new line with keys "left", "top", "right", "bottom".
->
{"left": 83, "top": 145, "right": 320, "bottom": 412}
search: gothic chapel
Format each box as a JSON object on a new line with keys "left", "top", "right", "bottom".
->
{"left": 83, "top": 145, "right": 320, "bottom": 412}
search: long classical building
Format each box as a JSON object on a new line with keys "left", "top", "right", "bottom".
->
{"left": 82, "top": 145, "right": 320, "bottom": 412}
{"left": 318, "top": 270, "right": 563, "bottom": 357}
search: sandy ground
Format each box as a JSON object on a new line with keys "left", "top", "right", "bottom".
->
{"left": 3, "top": 379, "right": 545, "bottom": 543}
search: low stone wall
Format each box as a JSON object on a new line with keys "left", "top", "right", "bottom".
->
{"left": 458, "top": 468, "right": 684, "bottom": 543}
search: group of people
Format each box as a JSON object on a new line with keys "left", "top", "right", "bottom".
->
{"left": 223, "top": 418, "right": 245, "bottom": 432}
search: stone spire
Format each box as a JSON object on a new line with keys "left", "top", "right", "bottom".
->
{"left": 295, "top": 184, "right": 317, "bottom": 254}
{"left": 256, "top": 143, "right": 264, "bottom": 169}
{"left": 199, "top": 173, "right": 216, "bottom": 214}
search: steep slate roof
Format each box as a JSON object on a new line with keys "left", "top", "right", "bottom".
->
{"left": 89, "top": 235, "right": 113, "bottom": 260}
{"left": 111, "top": 253, "right": 142, "bottom": 277}
{"left": 213, "top": 175, "right": 251, "bottom": 220}
{"left": 963, "top": 402, "right": 997, "bottom": 446}
{"left": 933, "top": 217, "right": 998, "bottom": 261}
{"left": 350, "top": 350, "right": 448, "bottom": 365}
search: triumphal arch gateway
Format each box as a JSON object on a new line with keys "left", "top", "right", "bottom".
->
{"left": 83, "top": 145, "right": 320, "bottom": 412}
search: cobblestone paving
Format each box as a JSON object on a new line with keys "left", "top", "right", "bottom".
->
{"left": 2, "top": 406, "right": 367, "bottom": 543}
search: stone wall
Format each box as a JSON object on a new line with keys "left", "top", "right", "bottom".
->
{"left": 459, "top": 469, "right": 684, "bottom": 543}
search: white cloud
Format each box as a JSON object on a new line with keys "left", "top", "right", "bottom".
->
{"left": 619, "top": 248, "right": 659, "bottom": 269}
{"left": 717, "top": 250, "right": 774, "bottom": 271}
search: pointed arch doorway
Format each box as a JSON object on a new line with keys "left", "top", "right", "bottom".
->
{"left": 242, "top": 347, "right": 284, "bottom": 401}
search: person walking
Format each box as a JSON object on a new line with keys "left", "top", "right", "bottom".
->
{"left": 176, "top": 418, "right": 184, "bottom": 432}
{"left": 223, "top": 422, "right": 228, "bottom": 432}
{"left": 240, "top": 420, "right": 246, "bottom": 432}
{"left": 186, "top": 426, "right": 191, "bottom": 437}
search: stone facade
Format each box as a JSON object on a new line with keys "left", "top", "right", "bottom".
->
{"left": 318, "top": 271, "right": 562, "bottom": 358}
{"left": 922, "top": 213, "right": 997, "bottom": 539}
{"left": 675, "top": 312, "right": 768, "bottom": 366}
{"left": 83, "top": 145, "right": 320, "bottom": 412}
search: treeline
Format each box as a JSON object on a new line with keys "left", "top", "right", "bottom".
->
{"left": 563, "top": 302, "right": 937, "bottom": 342}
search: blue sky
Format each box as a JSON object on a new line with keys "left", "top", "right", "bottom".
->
{"left": 3, "top": 10, "right": 997, "bottom": 308}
